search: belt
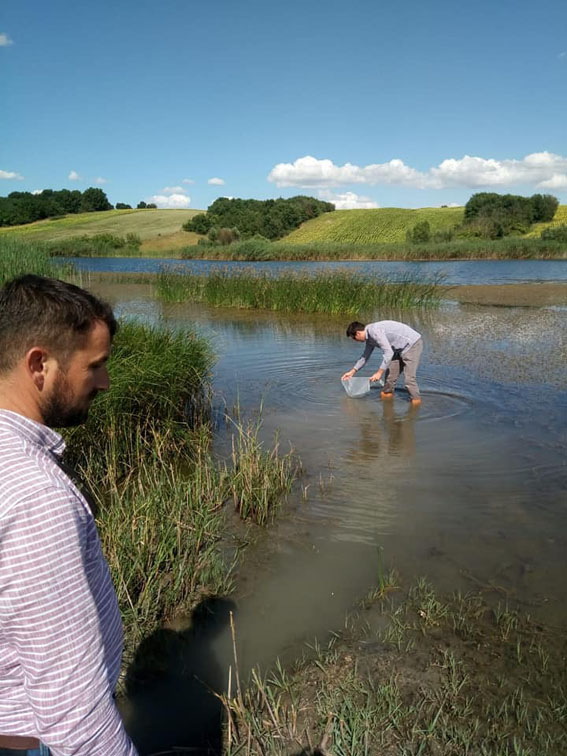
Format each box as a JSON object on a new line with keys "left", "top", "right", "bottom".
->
{"left": 0, "top": 734, "right": 40, "bottom": 750}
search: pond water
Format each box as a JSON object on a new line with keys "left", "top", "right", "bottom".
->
{"left": 65, "top": 256, "right": 567, "bottom": 285}
{"left": 101, "top": 283, "right": 567, "bottom": 753}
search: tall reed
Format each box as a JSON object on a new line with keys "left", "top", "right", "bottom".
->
{"left": 180, "top": 236, "right": 567, "bottom": 261}
{"left": 156, "top": 269, "right": 441, "bottom": 313}
{"left": 0, "top": 236, "right": 56, "bottom": 283}
{"left": 61, "top": 320, "right": 300, "bottom": 651}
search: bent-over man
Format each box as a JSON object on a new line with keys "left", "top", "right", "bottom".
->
{"left": 341, "top": 320, "right": 423, "bottom": 404}
{"left": 0, "top": 275, "right": 137, "bottom": 755}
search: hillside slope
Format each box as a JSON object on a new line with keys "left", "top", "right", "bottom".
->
{"left": 0, "top": 209, "right": 203, "bottom": 249}
{"left": 285, "top": 207, "right": 464, "bottom": 244}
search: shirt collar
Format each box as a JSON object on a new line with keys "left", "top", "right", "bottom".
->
{"left": 0, "top": 409, "right": 66, "bottom": 458}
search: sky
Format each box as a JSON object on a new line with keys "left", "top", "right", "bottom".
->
{"left": 1, "top": 0, "right": 567, "bottom": 210}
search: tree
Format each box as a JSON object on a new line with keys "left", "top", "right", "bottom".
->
{"left": 137, "top": 201, "right": 147, "bottom": 209}
{"left": 406, "top": 220, "right": 431, "bottom": 244}
{"left": 116, "top": 202, "right": 132, "bottom": 210}
{"left": 80, "top": 187, "right": 112, "bottom": 212}
{"left": 530, "top": 194, "right": 559, "bottom": 223}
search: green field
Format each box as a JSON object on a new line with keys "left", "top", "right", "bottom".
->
{"left": 0, "top": 208, "right": 203, "bottom": 248}
{"left": 286, "top": 205, "right": 567, "bottom": 244}
{"left": 286, "top": 207, "right": 465, "bottom": 244}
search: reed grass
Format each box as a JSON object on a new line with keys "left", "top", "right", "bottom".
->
{"left": 0, "top": 235, "right": 57, "bottom": 283}
{"left": 61, "top": 320, "right": 300, "bottom": 653}
{"left": 180, "top": 236, "right": 567, "bottom": 261}
{"left": 221, "top": 579, "right": 567, "bottom": 755}
{"left": 156, "top": 269, "right": 441, "bottom": 313}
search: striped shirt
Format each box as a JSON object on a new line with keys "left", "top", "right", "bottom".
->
{"left": 353, "top": 320, "right": 422, "bottom": 373}
{"left": 0, "top": 410, "right": 137, "bottom": 756}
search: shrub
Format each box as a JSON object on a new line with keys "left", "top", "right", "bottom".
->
{"left": 217, "top": 227, "right": 240, "bottom": 245}
{"left": 406, "top": 220, "right": 431, "bottom": 244}
{"left": 541, "top": 224, "right": 567, "bottom": 242}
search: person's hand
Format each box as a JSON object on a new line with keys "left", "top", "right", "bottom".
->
{"left": 341, "top": 369, "right": 356, "bottom": 381}
{"left": 370, "top": 371, "right": 383, "bottom": 383}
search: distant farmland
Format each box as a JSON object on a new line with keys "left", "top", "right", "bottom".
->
{"left": 285, "top": 207, "right": 465, "bottom": 244}
{"left": 0, "top": 208, "right": 203, "bottom": 251}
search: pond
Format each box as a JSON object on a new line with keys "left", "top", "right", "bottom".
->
{"left": 98, "top": 282, "right": 566, "bottom": 753}
{"left": 65, "top": 256, "right": 567, "bottom": 285}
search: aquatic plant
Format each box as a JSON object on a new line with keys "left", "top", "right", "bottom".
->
{"left": 221, "top": 579, "right": 567, "bottom": 755}
{"left": 0, "top": 235, "right": 56, "bottom": 283}
{"left": 156, "top": 269, "right": 442, "bottom": 313}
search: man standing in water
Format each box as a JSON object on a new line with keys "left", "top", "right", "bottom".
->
{"left": 0, "top": 275, "right": 137, "bottom": 755}
{"left": 341, "top": 320, "right": 423, "bottom": 405}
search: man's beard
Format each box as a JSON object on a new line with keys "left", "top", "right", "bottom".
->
{"left": 41, "top": 372, "right": 98, "bottom": 428}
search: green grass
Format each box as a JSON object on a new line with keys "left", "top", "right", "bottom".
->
{"left": 0, "top": 236, "right": 57, "bottom": 283}
{"left": 180, "top": 236, "right": 567, "bottom": 261}
{"left": 286, "top": 207, "right": 465, "bottom": 244}
{"left": 61, "top": 320, "right": 300, "bottom": 654}
{"left": 156, "top": 269, "right": 442, "bottom": 313}
{"left": 222, "top": 579, "right": 567, "bottom": 755}
{"left": 0, "top": 208, "right": 202, "bottom": 244}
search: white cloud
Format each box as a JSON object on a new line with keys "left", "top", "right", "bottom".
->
{"left": 0, "top": 33, "right": 13, "bottom": 47}
{"left": 147, "top": 193, "right": 191, "bottom": 209}
{"left": 208, "top": 177, "right": 225, "bottom": 185}
{"left": 0, "top": 169, "right": 24, "bottom": 180}
{"left": 538, "top": 174, "right": 567, "bottom": 189}
{"left": 95, "top": 176, "right": 108, "bottom": 185}
{"left": 32, "top": 189, "right": 43, "bottom": 195}
{"left": 68, "top": 170, "right": 81, "bottom": 181}
{"left": 161, "top": 185, "right": 188, "bottom": 195}
{"left": 268, "top": 152, "right": 567, "bottom": 192}
{"left": 182, "top": 178, "right": 195, "bottom": 184}
{"left": 559, "top": 51, "right": 566, "bottom": 59}
{"left": 318, "top": 190, "right": 379, "bottom": 210}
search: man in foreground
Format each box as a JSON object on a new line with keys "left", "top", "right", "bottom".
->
{"left": 0, "top": 275, "right": 137, "bottom": 755}
{"left": 341, "top": 320, "right": 423, "bottom": 405}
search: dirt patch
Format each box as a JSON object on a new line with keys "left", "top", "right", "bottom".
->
{"left": 443, "top": 282, "right": 567, "bottom": 307}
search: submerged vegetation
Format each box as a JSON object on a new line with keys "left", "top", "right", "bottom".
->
{"left": 156, "top": 269, "right": 441, "bottom": 313}
{"left": 223, "top": 578, "right": 567, "bottom": 755}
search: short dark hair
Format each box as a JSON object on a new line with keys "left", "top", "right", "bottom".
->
{"left": 346, "top": 321, "right": 366, "bottom": 339}
{"left": 0, "top": 275, "right": 118, "bottom": 374}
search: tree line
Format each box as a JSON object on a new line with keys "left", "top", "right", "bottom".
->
{"left": 183, "top": 195, "right": 335, "bottom": 242}
{"left": 407, "top": 192, "right": 559, "bottom": 244}
{"left": 0, "top": 189, "right": 157, "bottom": 227}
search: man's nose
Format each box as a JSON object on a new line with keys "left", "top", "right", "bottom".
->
{"left": 97, "top": 368, "right": 110, "bottom": 391}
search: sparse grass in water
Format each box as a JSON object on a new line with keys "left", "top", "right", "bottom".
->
{"left": 221, "top": 579, "right": 567, "bottom": 755}
{"left": 156, "top": 269, "right": 441, "bottom": 313}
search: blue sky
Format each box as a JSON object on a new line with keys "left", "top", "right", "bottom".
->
{"left": 2, "top": 0, "right": 566, "bottom": 210}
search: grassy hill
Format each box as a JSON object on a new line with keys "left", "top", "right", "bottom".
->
{"left": 285, "top": 207, "right": 465, "bottom": 244}
{"left": 285, "top": 205, "right": 567, "bottom": 244}
{"left": 0, "top": 209, "right": 204, "bottom": 252}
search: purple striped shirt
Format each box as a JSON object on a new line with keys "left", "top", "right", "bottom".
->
{"left": 0, "top": 410, "right": 137, "bottom": 755}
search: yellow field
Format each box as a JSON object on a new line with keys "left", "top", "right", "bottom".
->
{"left": 0, "top": 209, "right": 203, "bottom": 244}
{"left": 285, "top": 207, "right": 465, "bottom": 244}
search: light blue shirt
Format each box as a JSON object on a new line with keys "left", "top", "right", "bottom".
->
{"left": 353, "top": 321, "right": 421, "bottom": 373}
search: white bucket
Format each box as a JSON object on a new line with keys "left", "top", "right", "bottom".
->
{"left": 342, "top": 376, "right": 371, "bottom": 398}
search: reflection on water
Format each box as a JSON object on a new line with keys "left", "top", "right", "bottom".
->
{"left": 99, "top": 283, "right": 567, "bottom": 753}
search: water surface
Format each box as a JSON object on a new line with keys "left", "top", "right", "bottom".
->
{"left": 67, "top": 256, "right": 567, "bottom": 285}
{"left": 102, "top": 284, "right": 567, "bottom": 752}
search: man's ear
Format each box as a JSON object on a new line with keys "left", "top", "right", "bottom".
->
{"left": 26, "top": 347, "right": 50, "bottom": 391}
